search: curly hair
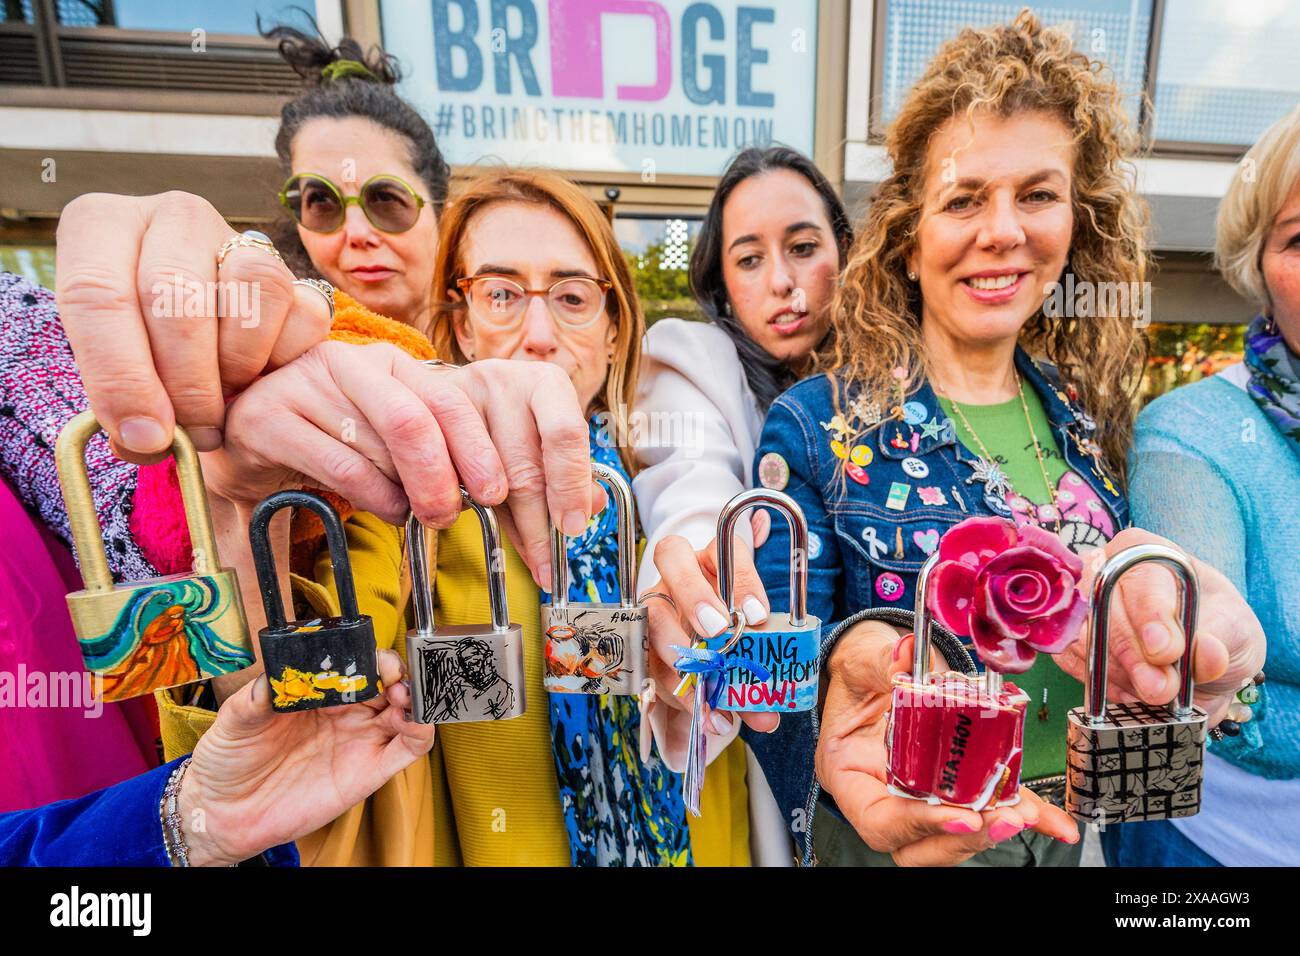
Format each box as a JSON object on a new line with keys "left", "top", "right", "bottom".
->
{"left": 820, "top": 9, "right": 1149, "bottom": 483}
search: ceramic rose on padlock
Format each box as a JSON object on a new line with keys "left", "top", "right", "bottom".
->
{"left": 885, "top": 517, "right": 1089, "bottom": 810}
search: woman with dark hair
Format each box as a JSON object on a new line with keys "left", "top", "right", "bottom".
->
{"left": 262, "top": 21, "right": 449, "bottom": 330}
{"left": 629, "top": 146, "right": 852, "bottom": 863}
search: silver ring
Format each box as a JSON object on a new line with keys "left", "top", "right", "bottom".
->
{"left": 422, "top": 358, "right": 463, "bottom": 370}
{"left": 293, "top": 278, "right": 335, "bottom": 324}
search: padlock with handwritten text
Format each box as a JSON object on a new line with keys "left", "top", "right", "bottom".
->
{"left": 886, "top": 553, "right": 1029, "bottom": 809}
{"left": 1066, "top": 544, "right": 1207, "bottom": 825}
{"left": 56, "top": 411, "right": 254, "bottom": 701}
{"left": 406, "top": 491, "right": 527, "bottom": 723}
{"left": 249, "top": 490, "right": 381, "bottom": 713}
{"left": 711, "top": 489, "right": 820, "bottom": 712}
{"left": 543, "top": 462, "right": 647, "bottom": 695}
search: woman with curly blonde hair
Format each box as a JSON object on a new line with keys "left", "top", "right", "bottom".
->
{"left": 748, "top": 11, "right": 1266, "bottom": 867}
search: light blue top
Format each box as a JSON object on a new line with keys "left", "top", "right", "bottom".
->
{"left": 1130, "top": 366, "right": 1299, "bottom": 779}
{"left": 1130, "top": 367, "right": 1300, "bottom": 863}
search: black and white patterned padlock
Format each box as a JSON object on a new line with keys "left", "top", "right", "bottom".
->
{"left": 543, "top": 462, "right": 647, "bottom": 696}
{"left": 405, "top": 491, "right": 527, "bottom": 724}
{"left": 1065, "top": 544, "right": 1207, "bottom": 825}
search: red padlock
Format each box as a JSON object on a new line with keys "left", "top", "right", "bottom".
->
{"left": 885, "top": 553, "right": 1029, "bottom": 809}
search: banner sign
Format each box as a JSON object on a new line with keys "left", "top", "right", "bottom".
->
{"left": 379, "top": 0, "right": 819, "bottom": 176}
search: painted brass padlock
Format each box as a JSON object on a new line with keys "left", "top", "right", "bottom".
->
{"left": 55, "top": 410, "right": 254, "bottom": 701}
{"left": 249, "top": 490, "right": 381, "bottom": 712}
{"left": 886, "top": 553, "right": 1029, "bottom": 809}
{"left": 1066, "top": 544, "right": 1207, "bottom": 825}
{"left": 405, "top": 491, "right": 526, "bottom": 723}
{"left": 712, "top": 489, "right": 821, "bottom": 712}
{"left": 543, "top": 462, "right": 647, "bottom": 695}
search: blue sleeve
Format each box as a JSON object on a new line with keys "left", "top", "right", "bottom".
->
{"left": 752, "top": 398, "right": 842, "bottom": 633}
{"left": 0, "top": 758, "right": 299, "bottom": 867}
{"left": 744, "top": 397, "right": 838, "bottom": 848}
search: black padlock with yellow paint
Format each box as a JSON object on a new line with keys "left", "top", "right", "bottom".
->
{"left": 249, "top": 490, "right": 381, "bottom": 713}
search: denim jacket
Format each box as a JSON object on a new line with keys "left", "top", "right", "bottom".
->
{"left": 743, "top": 347, "right": 1129, "bottom": 863}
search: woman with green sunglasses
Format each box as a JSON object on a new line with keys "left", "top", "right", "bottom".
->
{"left": 266, "top": 23, "right": 448, "bottom": 330}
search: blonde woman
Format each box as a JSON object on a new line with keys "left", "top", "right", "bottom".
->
{"left": 1109, "top": 104, "right": 1300, "bottom": 867}
{"left": 749, "top": 12, "right": 1267, "bottom": 866}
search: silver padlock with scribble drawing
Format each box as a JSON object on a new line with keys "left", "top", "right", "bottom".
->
{"left": 1066, "top": 544, "right": 1207, "bottom": 825}
{"left": 543, "top": 462, "right": 648, "bottom": 696}
{"left": 405, "top": 490, "right": 526, "bottom": 724}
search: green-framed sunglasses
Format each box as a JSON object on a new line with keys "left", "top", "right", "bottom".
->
{"left": 278, "top": 172, "right": 429, "bottom": 234}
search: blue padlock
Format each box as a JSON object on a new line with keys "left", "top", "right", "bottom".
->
{"left": 712, "top": 489, "right": 821, "bottom": 713}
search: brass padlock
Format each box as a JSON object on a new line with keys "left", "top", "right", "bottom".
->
{"left": 249, "top": 490, "right": 381, "bottom": 713}
{"left": 1066, "top": 544, "right": 1207, "bottom": 825}
{"left": 543, "top": 462, "right": 647, "bottom": 695}
{"left": 56, "top": 410, "right": 253, "bottom": 701}
{"left": 712, "top": 489, "right": 821, "bottom": 712}
{"left": 405, "top": 491, "right": 526, "bottom": 724}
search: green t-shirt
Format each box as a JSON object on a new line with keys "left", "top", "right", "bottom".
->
{"left": 936, "top": 387, "right": 1090, "bottom": 782}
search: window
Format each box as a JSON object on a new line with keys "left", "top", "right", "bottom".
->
{"left": 877, "top": 0, "right": 1153, "bottom": 131}
{"left": 614, "top": 216, "right": 703, "bottom": 324}
{"left": 53, "top": 0, "right": 312, "bottom": 35}
{"left": 1151, "top": 0, "right": 1300, "bottom": 146}
{"left": 1, "top": 1, "right": 35, "bottom": 23}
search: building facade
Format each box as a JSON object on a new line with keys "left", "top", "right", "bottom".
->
{"left": 3, "top": 0, "right": 1297, "bottom": 392}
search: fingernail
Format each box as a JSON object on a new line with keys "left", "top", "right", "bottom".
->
{"left": 696, "top": 603, "right": 729, "bottom": 637}
{"left": 709, "top": 712, "right": 733, "bottom": 735}
{"left": 119, "top": 416, "right": 170, "bottom": 454}
{"left": 188, "top": 426, "right": 223, "bottom": 451}
{"left": 561, "top": 510, "right": 588, "bottom": 537}
{"left": 1141, "top": 622, "right": 1172, "bottom": 656}
{"left": 742, "top": 597, "right": 767, "bottom": 626}
{"left": 989, "top": 820, "right": 1023, "bottom": 843}
{"left": 942, "top": 818, "right": 979, "bottom": 834}
{"left": 537, "top": 561, "right": 552, "bottom": 591}
{"left": 893, "top": 633, "right": 913, "bottom": 662}
{"left": 480, "top": 479, "right": 506, "bottom": 502}
{"left": 1055, "top": 832, "right": 1080, "bottom": 845}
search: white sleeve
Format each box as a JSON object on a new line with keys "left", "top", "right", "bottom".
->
{"left": 631, "top": 319, "right": 759, "bottom": 594}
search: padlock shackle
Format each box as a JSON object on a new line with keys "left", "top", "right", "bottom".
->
{"left": 550, "top": 462, "right": 637, "bottom": 609}
{"left": 56, "top": 410, "right": 223, "bottom": 592}
{"left": 1085, "top": 543, "right": 1199, "bottom": 724}
{"left": 716, "top": 488, "right": 808, "bottom": 628}
{"left": 249, "top": 490, "right": 362, "bottom": 630}
{"left": 911, "top": 552, "right": 941, "bottom": 682}
{"left": 408, "top": 489, "right": 511, "bottom": 635}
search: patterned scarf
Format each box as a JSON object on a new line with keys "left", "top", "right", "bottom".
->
{"left": 540, "top": 419, "right": 693, "bottom": 867}
{"left": 1244, "top": 314, "right": 1300, "bottom": 458}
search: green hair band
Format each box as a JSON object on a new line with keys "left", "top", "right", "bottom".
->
{"left": 321, "top": 59, "right": 378, "bottom": 83}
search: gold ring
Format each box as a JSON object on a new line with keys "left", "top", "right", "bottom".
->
{"left": 217, "top": 230, "right": 285, "bottom": 270}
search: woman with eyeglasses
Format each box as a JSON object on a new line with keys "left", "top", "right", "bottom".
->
{"left": 416, "top": 168, "right": 750, "bottom": 865}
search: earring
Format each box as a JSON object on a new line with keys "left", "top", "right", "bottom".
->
{"left": 907, "top": 271, "right": 918, "bottom": 282}
{"left": 1265, "top": 313, "right": 1279, "bottom": 336}
{"left": 723, "top": 300, "right": 732, "bottom": 317}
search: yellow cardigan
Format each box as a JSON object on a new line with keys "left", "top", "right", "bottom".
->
{"left": 158, "top": 510, "right": 751, "bottom": 866}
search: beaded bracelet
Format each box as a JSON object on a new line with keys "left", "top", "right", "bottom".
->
{"left": 159, "top": 757, "right": 193, "bottom": 867}
{"left": 1210, "top": 671, "right": 1264, "bottom": 741}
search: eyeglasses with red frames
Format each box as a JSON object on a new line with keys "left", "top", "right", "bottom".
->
{"left": 456, "top": 274, "right": 613, "bottom": 329}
